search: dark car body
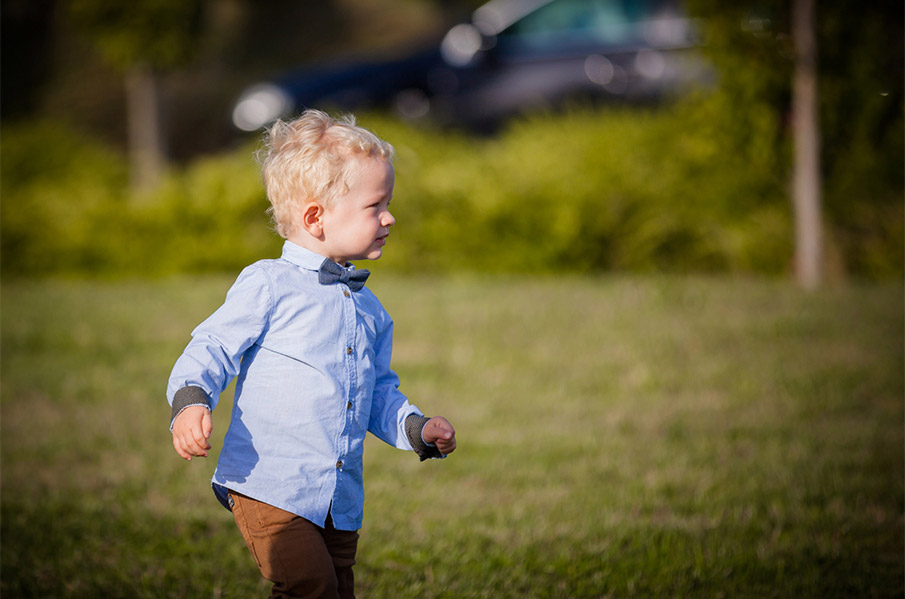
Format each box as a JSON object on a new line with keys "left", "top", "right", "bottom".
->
{"left": 231, "top": 0, "right": 709, "bottom": 132}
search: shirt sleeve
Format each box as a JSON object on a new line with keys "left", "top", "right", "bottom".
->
{"left": 166, "top": 265, "right": 273, "bottom": 415}
{"left": 367, "top": 315, "right": 423, "bottom": 451}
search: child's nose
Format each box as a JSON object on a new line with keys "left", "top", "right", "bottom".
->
{"left": 383, "top": 210, "right": 396, "bottom": 227}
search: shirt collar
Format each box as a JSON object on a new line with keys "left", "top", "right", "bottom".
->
{"left": 280, "top": 241, "right": 326, "bottom": 272}
{"left": 280, "top": 241, "right": 362, "bottom": 273}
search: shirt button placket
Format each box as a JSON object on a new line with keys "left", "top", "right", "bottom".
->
{"left": 340, "top": 285, "right": 355, "bottom": 479}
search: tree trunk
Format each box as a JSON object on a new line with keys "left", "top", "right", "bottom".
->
{"left": 791, "top": 0, "right": 823, "bottom": 288}
{"left": 125, "top": 62, "right": 166, "bottom": 193}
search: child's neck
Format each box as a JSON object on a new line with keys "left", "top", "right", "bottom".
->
{"left": 287, "top": 233, "right": 345, "bottom": 266}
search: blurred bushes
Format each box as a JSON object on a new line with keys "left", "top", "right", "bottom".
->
{"left": 1, "top": 121, "right": 281, "bottom": 276}
{"left": 371, "top": 96, "right": 795, "bottom": 275}
{"left": 2, "top": 103, "right": 901, "bottom": 279}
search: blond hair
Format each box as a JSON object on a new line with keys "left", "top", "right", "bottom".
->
{"left": 259, "top": 109, "right": 395, "bottom": 238}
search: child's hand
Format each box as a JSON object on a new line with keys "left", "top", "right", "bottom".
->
{"left": 172, "top": 405, "right": 213, "bottom": 461}
{"left": 423, "top": 416, "right": 457, "bottom": 456}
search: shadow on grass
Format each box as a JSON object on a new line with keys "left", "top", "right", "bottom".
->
{"left": 0, "top": 493, "right": 262, "bottom": 599}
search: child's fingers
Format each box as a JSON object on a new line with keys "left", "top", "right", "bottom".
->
{"left": 434, "top": 425, "right": 454, "bottom": 438}
{"left": 173, "top": 426, "right": 210, "bottom": 460}
{"left": 189, "top": 426, "right": 211, "bottom": 454}
{"left": 194, "top": 429, "right": 212, "bottom": 451}
{"left": 201, "top": 410, "right": 214, "bottom": 439}
{"left": 171, "top": 406, "right": 213, "bottom": 460}
{"left": 424, "top": 417, "right": 455, "bottom": 442}
{"left": 172, "top": 435, "right": 191, "bottom": 460}
{"left": 424, "top": 417, "right": 456, "bottom": 455}
{"left": 436, "top": 436, "right": 457, "bottom": 454}
{"left": 173, "top": 434, "right": 203, "bottom": 460}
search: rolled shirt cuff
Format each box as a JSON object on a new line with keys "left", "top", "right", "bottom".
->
{"left": 170, "top": 386, "right": 212, "bottom": 430}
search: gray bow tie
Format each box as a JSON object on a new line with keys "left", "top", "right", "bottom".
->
{"left": 318, "top": 259, "right": 370, "bottom": 291}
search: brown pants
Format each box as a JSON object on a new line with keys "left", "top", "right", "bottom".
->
{"left": 229, "top": 491, "right": 359, "bottom": 599}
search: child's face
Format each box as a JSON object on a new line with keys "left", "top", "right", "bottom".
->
{"left": 320, "top": 157, "right": 396, "bottom": 265}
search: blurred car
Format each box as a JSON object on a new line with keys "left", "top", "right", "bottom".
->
{"left": 231, "top": 0, "right": 709, "bottom": 132}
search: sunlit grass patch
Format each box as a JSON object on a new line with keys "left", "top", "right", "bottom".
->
{"left": 2, "top": 275, "right": 902, "bottom": 598}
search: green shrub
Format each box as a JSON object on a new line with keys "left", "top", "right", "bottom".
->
{"left": 110, "top": 150, "right": 281, "bottom": 275}
{"left": 0, "top": 122, "right": 281, "bottom": 277}
{"left": 1, "top": 105, "right": 900, "bottom": 279}
{"left": 1, "top": 121, "right": 129, "bottom": 274}
{"left": 367, "top": 102, "right": 794, "bottom": 275}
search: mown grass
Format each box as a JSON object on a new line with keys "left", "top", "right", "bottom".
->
{"left": 1, "top": 275, "right": 902, "bottom": 598}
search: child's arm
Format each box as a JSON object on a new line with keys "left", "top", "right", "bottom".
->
{"left": 172, "top": 405, "right": 213, "bottom": 460}
{"left": 166, "top": 265, "right": 272, "bottom": 459}
{"left": 367, "top": 314, "right": 455, "bottom": 459}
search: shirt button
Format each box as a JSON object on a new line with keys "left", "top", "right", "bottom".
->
{"left": 343, "top": 290, "right": 350, "bottom": 298}
{"left": 336, "top": 460, "right": 343, "bottom": 469}
{"left": 347, "top": 401, "right": 353, "bottom": 410}
{"left": 346, "top": 346, "right": 353, "bottom": 355}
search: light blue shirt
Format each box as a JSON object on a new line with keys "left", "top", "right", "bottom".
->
{"left": 166, "top": 241, "right": 423, "bottom": 530}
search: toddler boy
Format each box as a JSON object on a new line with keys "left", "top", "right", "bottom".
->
{"left": 167, "top": 109, "right": 456, "bottom": 599}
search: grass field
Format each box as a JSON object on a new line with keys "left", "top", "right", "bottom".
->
{"left": 1, "top": 274, "right": 902, "bottom": 598}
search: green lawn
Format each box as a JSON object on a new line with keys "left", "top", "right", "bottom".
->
{"left": 1, "top": 275, "right": 902, "bottom": 598}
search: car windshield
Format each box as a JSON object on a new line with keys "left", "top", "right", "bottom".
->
{"left": 496, "top": 0, "right": 681, "bottom": 51}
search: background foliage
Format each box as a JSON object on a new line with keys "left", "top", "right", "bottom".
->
{"left": 685, "top": 0, "right": 904, "bottom": 278}
{"left": 2, "top": 97, "right": 901, "bottom": 279}
{"left": 1, "top": 0, "right": 901, "bottom": 279}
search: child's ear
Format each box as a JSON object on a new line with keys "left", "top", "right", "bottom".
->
{"left": 301, "top": 202, "right": 325, "bottom": 237}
